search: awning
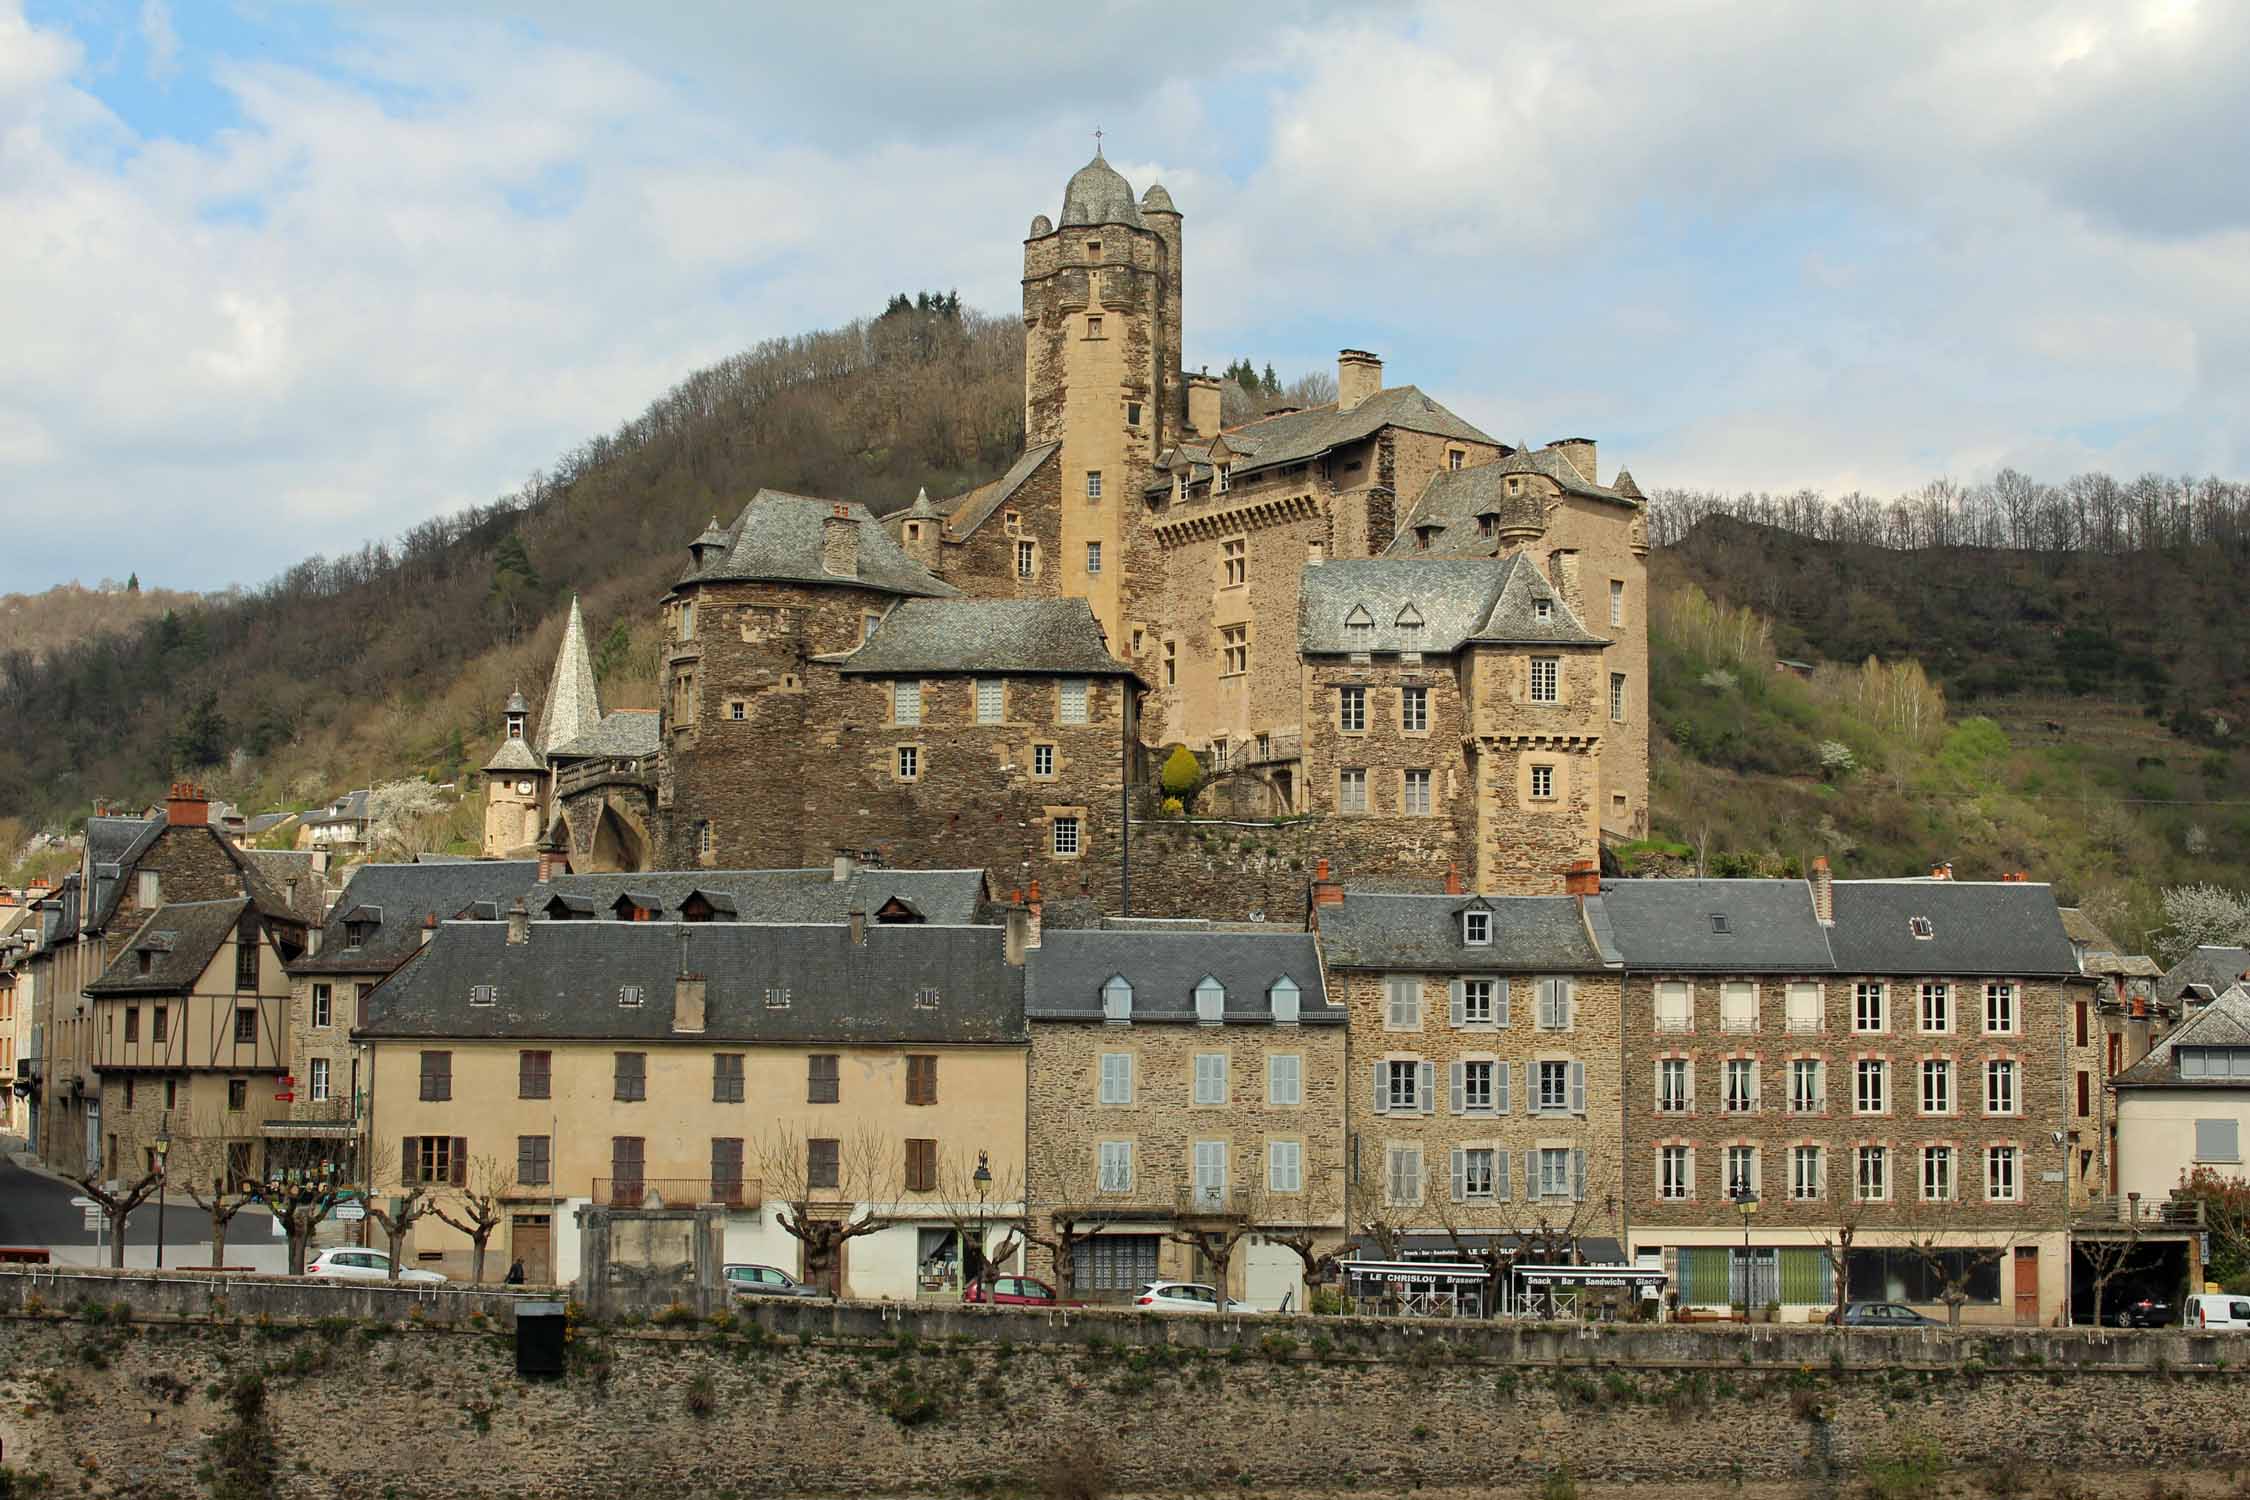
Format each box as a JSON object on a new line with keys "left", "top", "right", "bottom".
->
{"left": 1347, "top": 1234, "right": 1624, "bottom": 1263}
{"left": 260, "top": 1119, "right": 358, "bottom": 1139}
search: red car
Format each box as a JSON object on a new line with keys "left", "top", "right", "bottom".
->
{"left": 963, "top": 1275, "right": 1082, "bottom": 1307}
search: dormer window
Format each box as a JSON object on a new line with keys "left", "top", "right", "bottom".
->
{"left": 1395, "top": 604, "right": 1423, "bottom": 641}
{"left": 1345, "top": 604, "right": 1375, "bottom": 641}
{"left": 1102, "top": 974, "right": 1133, "bottom": 1024}
{"left": 1269, "top": 976, "right": 1301, "bottom": 1025}
{"left": 1534, "top": 598, "right": 1554, "bottom": 621}
{"left": 1215, "top": 464, "right": 1231, "bottom": 495}
{"left": 618, "top": 985, "right": 644, "bottom": 1008}
{"left": 1194, "top": 976, "right": 1226, "bottom": 1025}
{"left": 1710, "top": 914, "right": 1731, "bottom": 935}
{"left": 1909, "top": 917, "right": 1935, "bottom": 940}
{"left": 138, "top": 949, "right": 153, "bottom": 976}
{"left": 1463, "top": 909, "right": 1492, "bottom": 946}
{"left": 344, "top": 922, "right": 372, "bottom": 949}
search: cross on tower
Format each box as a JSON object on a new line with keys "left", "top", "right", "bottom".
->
{"left": 1093, "top": 127, "right": 1104, "bottom": 155}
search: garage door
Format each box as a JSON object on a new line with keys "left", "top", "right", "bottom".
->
{"left": 1085, "top": 1234, "right": 1161, "bottom": 1292}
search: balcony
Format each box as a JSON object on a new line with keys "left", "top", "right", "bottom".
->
{"left": 592, "top": 1177, "right": 761, "bottom": 1211}
{"left": 1173, "top": 1185, "right": 1253, "bottom": 1220}
{"left": 1784, "top": 1015, "right": 1823, "bottom": 1034}
{"left": 1653, "top": 1015, "right": 1692, "bottom": 1033}
{"left": 2076, "top": 1196, "right": 2204, "bottom": 1230}
{"left": 1720, "top": 1014, "right": 1759, "bottom": 1034}
{"left": 1204, "top": 733, "right": 1302, "bottom": 776}
{"left": 1788, "top": 1094, "right": 1827, "bottom": 1114}
{"left": 1722, "top": 1099, "right": 1762, "bottom": 1116}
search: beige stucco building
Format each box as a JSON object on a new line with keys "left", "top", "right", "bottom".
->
{"left": 2112, "top": 983, "right": 2250, "bottom": 1208}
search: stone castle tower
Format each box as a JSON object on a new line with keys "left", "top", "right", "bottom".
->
{"left": 479, "top": 686, "right": 546, "bottom": 857}
{"left": 1021, "top": 150, "right": 1181, "bottom": 649}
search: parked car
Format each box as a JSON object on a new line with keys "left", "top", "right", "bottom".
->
{"left": 306, "top": 1248, "right": 446, "bottom": 1284}
{"left": 1132, "top": 1281, "right": 1241, "bottom": 1313}
{"left": 2111, "top": 1295, "right": 2174, "bottom": 1328}
{"left": 723, "top": 1263, "right": 823, "bottom": 1298}
{"left": 963, "top": 1275, "right": 1082, "bottom": 1307}
{"left": 2184, "top": 1294, "right": 2250, "bottom": 1330}
{"left": 1823, "top": 1301, "right": 1936, "bottom": 1326}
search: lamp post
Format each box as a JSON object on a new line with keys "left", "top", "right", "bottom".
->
{"left": 1731, "top": 1180, "right": 1758, "bottom": 1312}
{"left": 153, "top": 1115, "right": 171, "bottom": 1270}
{"left": 971, "top": 1150, "right": 992, "bottom": 1294}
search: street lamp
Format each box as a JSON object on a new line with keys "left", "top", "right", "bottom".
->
{"left": 153, "top": 1116, "right": 171, "bottom": 1270}
{"left": 970, "top": 1150, "right": 992, "bottom": 1294}
{"left": 1731, "top": 1179, "right": 1758, "bottom": 1312}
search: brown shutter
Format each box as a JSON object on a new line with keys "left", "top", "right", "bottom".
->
{"left": 451, "top": 1138, "right": 468, "bottom": 1186}
{"left": 402, "top": 1137, "right": 417, "bottom": 1185}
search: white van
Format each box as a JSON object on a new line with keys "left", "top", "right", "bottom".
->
{"left": 2184, "top": 1294, "right": 2250, "bottom": 1330}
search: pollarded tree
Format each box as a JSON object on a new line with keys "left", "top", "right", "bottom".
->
{"left": 1020, "top": 1136, "right": 1123, "bottom": 1300}
{"left": 431, "top": 1154, "right": 519, "bottom": 1284}
{"left": 67, "top": 1166, "right": 164, "bottom": 1269}
{"left": 757, "top": 1125, "right": 897, "bottom": 1295}
{"left": 171, "top": 1136, "right": 259, "bottom": 1268}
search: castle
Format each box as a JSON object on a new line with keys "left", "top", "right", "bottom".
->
{"left": 485, "top": 152, "right": 1651, "bottom": 915}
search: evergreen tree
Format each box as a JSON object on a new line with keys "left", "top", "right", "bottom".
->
{"left": 593, "top": 620, "right": 633, "bottom": 683}
{"left": 1262, "top": 363, "right": 1280, "bottom": 396}
{"left": 126, "top": 572, "right": 140, "bottom": 593}
{"left": 488, "top": 534, "right": 543, "bottom": 639}
{"left": 171, "top": 692, "right": 229, "bottom": 770}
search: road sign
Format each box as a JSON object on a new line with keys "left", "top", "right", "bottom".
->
{"left": 81, "top": 1210, "right": 106, "bottom": 1232}
{"left": 68, "top": 1196, "right": 95, "bottom": 1209}
{"left": 334, "top": 1202, "right": 365, "bottom": 1222}
{"left": 273, "top": 1092, "right": 295, "bottom": 1102}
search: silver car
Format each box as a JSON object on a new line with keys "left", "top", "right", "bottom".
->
{"left": 724, "top": 1263, "right": 823, "bottom": 1298}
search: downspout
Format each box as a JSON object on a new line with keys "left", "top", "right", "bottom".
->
{"left": 1121, "top": 677, "right": 1133, "bottom": 916}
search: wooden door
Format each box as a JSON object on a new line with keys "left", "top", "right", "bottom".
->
{"left": 2013, "top": 1246, "right": 2038, "bottom": 1324}
{"left": 512, "top": 1215, "right": 551, "bottom": 1285}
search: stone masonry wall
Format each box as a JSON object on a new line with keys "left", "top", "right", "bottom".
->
{"left": 5, "top": 1278, "right": 2250, "bottom": 1499}
{"left": 1301, "top": 657, "right": 1478, "bottom": 874}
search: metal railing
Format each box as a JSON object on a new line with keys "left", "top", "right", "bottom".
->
{"left": 1202, "top": 733, "right": 1302, "bottom": 775}
{"left": 1654, "top": 1016, "right": 1692, "bottom": 1033}
{"left": 1784, "top": 1016, "right": 1824, "bottom": 1034}
{"left": 2079, "top": 1196, "right": 2204, "bottom": 1228}
{"left": 591, "top": 1177, "right": 761, "bottom": 1211}
{"left": 1173, "top": 1185, "right": 1253, "bottom": 1218}
{"left": 1720, "top": 1014, "right": 1759, "bottom": 1034}
{"left": 1788, "top": 1094, "right": 1827, "bottom": 1114}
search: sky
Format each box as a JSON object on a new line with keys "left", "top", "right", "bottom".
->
{"left": 3, "top": 0, "right": 2248, "bottom": 595}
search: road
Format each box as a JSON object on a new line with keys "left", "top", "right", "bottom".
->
{"left": 0, "top": 1153, "right": 288, "bottom": 1270}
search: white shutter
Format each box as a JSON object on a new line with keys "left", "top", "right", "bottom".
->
{"left": 1525, "top": 1150, "right": 1541, "bottom": 1201}
{"left": 1495, "top": 1060, "right": 1512, "bottom": 1114}
{"left": 1494, "top": 1149, "right": 1512, "bottom": 1201}
{"left": 1449, "top": 979, "right": 1466, "bottom": 1027}
{"left": 1567, "top": 980, "right": 1579, "bottom": 1030}
{"left": 1450, "top": 1148, "right": 1467, "bottom": 1203}
{"left": 1449, "top": 1061, "right": 1466, "bottom": 1115}
{"left": 1371, "top": 1061, "right": 1389, "bottom": 1115}
{"left": 1495, "top": 978, "right": 1512, "bottom": 1028}
{"left": 1570, "top": 1060, "right": 1587, "bottom": 1114}
{"left": 1419, "top": 1061, "right": 1437, "bottom": 1116}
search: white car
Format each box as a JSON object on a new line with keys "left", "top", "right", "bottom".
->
{"left": 1132, "top": 1280, "right": 1240, "bottom": 1313}
{"left": 2185, "top": 1293, "right": 2250, "bottom": 1330}
{"left": 306, "top": 1248, "right": 447, "bottom": 1284}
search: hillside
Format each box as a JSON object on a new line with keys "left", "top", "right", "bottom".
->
{"left": 0, "top": 580, "right": 206, "bottom": 664}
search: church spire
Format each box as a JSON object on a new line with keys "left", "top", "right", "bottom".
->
{"left": 537, "top": 596, "right": 602, "bottom": 757}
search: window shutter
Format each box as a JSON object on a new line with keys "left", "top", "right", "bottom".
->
{"left": 1525, "top": 1150, "right": 1541, "bottom": 1201}
{"left": 1418, "top": 1061, "right": 1436, "bottom": 1115}
{"left": 1450, "top": 1148, "right": 1467, "bottom": 1203}
{"left": 1494, "top": 1150, "right": 1511, "bottom": 1201}
{"left": 1570, "top": 1061, "right": 1587, "bottom": 1114}
{"left": 1567, "top": 980, "right": 1578, "bottom": 1030}
{"left": 1572, "top": 1148, "right": 1587, "bottom": 1203}
{"left": 1449, "top": 979, "right": 1466, "bottom": 1027}
{"left": 1495, "top": 1060, "right": 1511, "bottom": 1114}
{"left": 1449, "top": 1061, "right": 1466, "bottom": 1115}
{"left": 401, "top": 1137, "right": 417, "bottom": 1185}
{"left": 451, "top": 1138, "right": 468, "bottom": 1187}
{"left": 1371, "top": 1061, "right": 1388, "bottom": 1115}
{"left": 1494, "top": 978, "right": 1511, "bottom": 1028}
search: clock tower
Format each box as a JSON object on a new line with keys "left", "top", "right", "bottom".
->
{"left": 480, "top": 685, "right": 549, "bottom": 857}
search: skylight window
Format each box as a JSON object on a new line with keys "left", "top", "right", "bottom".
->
{"left": 1909, "top": 917, "right": 1935, "bottom": 940}
{"left": 1710, "top": 914, "right": 1731, "bottom": 935}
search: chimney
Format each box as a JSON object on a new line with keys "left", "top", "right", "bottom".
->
{"left": 165, "top": 780, "right": 209, "bottom": 827}
{"left": 1187, "top": 374, "right": 1221, "bottom": 439}
{"left": 847, "top": 908, "right": 867, "bottom": 946}
{"left": 505, "top": 897, "right": 529, "bottom": 945}
{"left": 1336, "top": 350, "right": 1383, "bottom": 413}
{"left": 832, "top": 849, "right": 856, "bottom": 883}
{"left": 821, "top": 504, "right": 860, "bottom": 578}
{"left": 421, "top": 913, "right": 437, "bottom": 947}
{"left": 674, "top": 934, "right": 707, "bottom": 1034}
{"left": 1563, "top": 858, "right": 1600, "bottom": 897}
{"left": 1444, "top": 863, "right": 1464, "bottom": 897}
{"left": 1545, "top": 548, "right": 1584, "bottom": 621}
{"left": 1810, "top": 856, "right": 1834, "bottom": 925}
{"left": 1929, "top": 861, "right": 1953, "bottom": 881}
{"left": 1311, "top": 857, "right": 1344, "bottom": 908}
{"left": 536, "top": 845, "right": 562, "bottom": 883}
{"left": 1543, "top": 438, "right": 1598, "bottom": 486}
{"left": 1024, "top": 879, "right": 1044, "bottom": 950}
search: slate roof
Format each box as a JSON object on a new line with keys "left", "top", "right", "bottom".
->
{"left": 2114, "top": 984, "right": 2250, "bottom": 1089}
{"left": 245, "top": 812, "right": 295, "bottom": 836}
{"left": 2058, "top": 907, "right": 2119, "bottom": 951}
{"left": 1600, "top": 879, "right": 1837, "bottom": 972}
{"left": 292, "top": 861, "right": 540, "bottom": 976}
{"left": 538, "top": 597, "right": 603, "bottom": 757}
{"left": 1058, "top": 152, "right": 1144, "bottom": 229}
{"left": 88, "top": 898, "right": 248, "bottom": 996}
{"left": 945, "top": 442, "right": 1059, "bottom": 540}
{"left": 1024, "top": 930, "right": 1338, "bottom": 1023}
{"left": 1147, "top": 386, "right": 1500, "bottom": 491}
{"left": 483, "top": 736, "right": 545, "bottom": 774}
{"left": 2158, "top": 946, "right": 2250, "bottom": 1006}
{"left": 306, "top": 790, "right": 370, "bottom": 828}
{"left": 551, "top": 710, "right": 661, "bottom": 761}
{"left": 360, "top": 920, "right": 1027, "bottom": 1046}
{"left": 1389, "top": 454, "right": 1632, "bottom": 558}
{"left": 1299, "top": 554, "right": 1605, "bottom": 655}
{"left": 825, "top": 599, "right": 1130, "bottom": 678}
{"left": 538, "top": 867, "right": 991, "bottom": 927}
{"left": 1823, "top": 881, "right": 2080, "bottom": 978}
{"left": 241, "top": 850, "right": 326, "bottom": 925}
{"left": 684, "top": 491, "right": 957, "bottom": 598}
{"left": 1316, "top": 893, "right": 1611, "bottom": 973}
{"left": 84, "top": 815, "right": 162, "bottom": 928}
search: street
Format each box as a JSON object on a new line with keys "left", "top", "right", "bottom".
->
{"left": 0, "top": 1152, "right": 289, "bottom": 1271}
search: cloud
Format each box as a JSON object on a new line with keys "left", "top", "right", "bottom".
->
{"left": 138, "top": 0, "right": 179, "bottom": 82}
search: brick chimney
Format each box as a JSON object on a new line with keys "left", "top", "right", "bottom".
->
{"left": 165, "top": 780, "right": 209, "bottom": 827}
{"left": 1929, "top": 861, "right": 1953, "bottom": 881}
{"left": 421, "top": 913, "right": 438, "bottom": 947}
{"left": 1187, "top": 374, "right": 1221, "bottom": 439}
{"left": 1546, "top": 548, "right": 1585, "bottom": 622}
{"left": 1810, "top": 856, "right": 1834, "bottom": 925}
{"left": 1543, "top": 438, "right": 1598, "bottom": 486}
{"left": 821, "top": 504, "right": 859, "bottom": 578}
{"left": 1004, "top": 888, "right": 1041, "bottom": 965}
{"left": 1444, "top": 863, "right": 1464, "bottom": 897}
{"left": 1563, "top": 858, "right": 1600, "bottom": 897}
{"left": 1312, "top": 857, "right": 1344, "bottom": 908}
{"left": 1336, "top": 350, "right": 1383, "bottom": 413}
{"left": 1025, "top": 879, "right": 1044, "bottom": 948}
{"left": 505, "top": 897, "right": 529, "bottom": 945}
{"left": 536, "top": 845, "right": 563, "bottom": 883}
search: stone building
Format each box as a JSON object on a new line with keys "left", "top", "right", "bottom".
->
{"left": 1021, "top": 924, "right": 1341, "bottom": 1306}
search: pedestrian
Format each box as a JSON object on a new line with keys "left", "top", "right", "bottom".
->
{"left": 504, "top": 1257, "right": 526, "bottom": 1285}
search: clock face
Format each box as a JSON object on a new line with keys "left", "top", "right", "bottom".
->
{"left": 516, "top": 780, "right": 536, "bottom": 796}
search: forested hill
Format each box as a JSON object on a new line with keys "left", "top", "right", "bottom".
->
{"left": 0, "top": 581, "right": 207, "bottom": 665}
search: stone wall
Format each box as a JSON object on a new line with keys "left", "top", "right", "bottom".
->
{"left": 5, "top": 1276, "right": 2250, "bottom": 1499}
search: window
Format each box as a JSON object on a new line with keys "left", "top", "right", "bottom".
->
{"left": 906, "top": 1054, "right": 938, "bottom": 1106}
{"left": 1655, "top": 981, "right": 1691, "bottom": 1032}
{"left": 1720, "top": 982, "right": 1757, "bottom": 1032}
{"left": 1126, "top": 401, "right": 1142, "bottom": 428}
{"left": 1986, "top": 1144, "right": 2019, "bottom": 1202}
{"left": 1792, "top": 1145, "right": 1824, "bottom": 1201}
{"left": 518, "top": 1050, "right": 550, "bottom": 1100}
{"left": 1725, "top": 1145, "right": 1758, "bottom": 1197}
{"left": 1058, "top": 678, "right": 1089, "bottom": 724}
{"left": 863, "top": 612, "right": 882, "bottom": 643}
{"left": 1193, "top": 1140, "right": 1228, "bottom": 1208}
{"left": 1099, "top": 1052, "right": 1133, "bottom": 1104}
{"left": 1536, "top": 1148, "right": 1576, "bottom": 1201}
{"left": 469, "top": 984, "right": 497, "bottom": 1008}
{"left": 234, "top": 1007, "right": 258, "bottom": 1045}
{"left": 728, "top": 700, "right": 746, "bottom": 721}
{"left": 1385, "top": 1059, "right": 1424, "bottom": 1112}
{"left": 2078, "top": 1070, "right": 2092, "bottom": 1118}
{"left": 1387, "top": 1145, "right": 1423, "bottom": 1207}
{"left": 1791, "top": 1058, "right": 1824, "bottom": 1112}
{"left": 1448, "top": 448, "right": 1465, "bottom": 472}
{"left": 896, "top": 745, "right": 920, "bottom": 781}
{"left": 1086, "top": 314, "right": 1102, "bottom": 338}
{"left": 1386, "top": 976, "right": 1422, "bottom": 1029}
{"left": 1534, "top": 598, "right": 1553, "bottom": 622}
{"left": 312, "top": 984, "right": 331, "bottom": 1029}
{"left": 1785, "top": 983, "right": 1821, "bottom": 1033}
{"left": 1390, "top": 688, "right": 1428, "bottom": 738}
{"left": 1221, "top": 626, "right": 1248, "bottom": 675}
{"left": 1984, "top": 1059, "right": 2017, "bottom": 1115}
{"left": 137, "top": 870, "right": 159, "bottom": 908}
{"left": 310, "top": 1057, "right": 330, "bottom": 1103}
{"left": 124, "top": 1007, "right": 139, "bottom": 1044}
{"left": 1085, "top": 541, "right": 1102, "bottom": 574}
{"left": 517, "top": 1135, "right": 551, "bottom": 1187}
{"left": 1215, "top": 463, "right": 1231, "bottom": 494}
{"left": 1855, "top": 1145, "right": 1889, "bottom": 1202}
{"left": 1222, "top": 538, "right": 1245, "bottom": 586}
{"left": 1086, "top": 470, "right": 1103, "bottom": 500}
{"left": 1723, "top": 1058, "right": 1757, "bottom": 1113}
{"left": 1909, "top": 916, "right": 1935, "bottom": 939}
{"left": 892, "top": 680, "right": 922, "bottom": 726}
{"left": 1461, "top": 1059, "right": 1496, "bottom": 1112}
{"left": 977, "top": 680, "right": 1005, "bottom": 724}
{"left": 1984, "top": 983, "right": 2017, "bottom": 1034}
{"left": 1855, "top": 1058, "right": 1888, "bottom": 1114}
{"left": 1610, "top": 579, "right": 1624, "bottom": 627}
{"left": 1267, "top": 1139, "right": 1303, "bottom": 1194}
{"left": 1338, "top": 768, "right": 1367, "bottom": 813}
{"left": 228, "top": 1078, "right": 248, "bottom": 1111}
{"left": 714, "top": 1053, "right": 746, "bottom": 1103}
{"left": 1162, "top": 640, "right": 1176, "bottom": 686}
{"left": 236, "top": 928, "right": 260, "bottom": 990}
{"left": 1458, "top": 1145, "right": 1497, "bottom": 1201}
{"left": 1537, "top": 1060, "right": 1574, "bottom": 1113}
{"left": 414, "top": 1135, "right": 461, "bottom": 1187}
{"left": 1853, "top": 983, "right": 1887, "bottom": 1033}
{"left": 807, "top": 1137, "right": 840, "bottom": 1190}
{"left": 614, "top": 1051, "right": 646, "bottom": 1102}
{"left": 1458, "top": 978, "right": 1498, "bottom": 1027}
{"left": 1535, "top": 978, "right": 1572, "bottom": 1031}
{"left": 1337, "top": 685, "right": 1367, "bottom": 732}
{"left": 2195, "top": 1119, "right": 2241, "bottom": 1163}
{"left": 1031, "top": 743, "right": 1055, "bottom": 777}
{"left": 1190, "top": 1052, "right": 1228, "bottom": 1105}
{"left": 1101, "top": 976, "right": 1133, "bottom": 1024}
{"left": 1658, "top": 1058, "right": 1690, "bottom": 1113}
{"left": 618, "top": 984, "right": 644, "bottom": 1009}
{"left": 1270, "top": 976, "right": 1300, "bottom": 1023}
{"left": 1017, "top": 541, "right": 1035, "bottom": 578}
{"left": 1253, "top": 1049, "right": 1300, "bottom": 1105}
{"left": 1922, "top": 1145, "right": 1954, "bottom": 1201}
{"left": 1660, "top": 1145, "right": 1691, "bottom": 1200}
{"left": 1530, "top": 657, "right": 1558, "bottom": 702}
{"left": 905, "top": 1139, "right": 938, "bottom": 1193}
{"left": 1098, "top": 1141, "right": 1133, "bottom": 1193}
{"left": 1609, "top": 673, "right": 1626, "bottom": 722}
{"left": 1402, "top": 769, "right": 1432, "bottom": 816}
{"left": 1052, "top": 816, "right": 1082, "bottom": 856}
{"left": 1919, "top": 983, "right": 1951, "bottom": 1033}
{"left": 713, "top": 1138, "right": 746, "bottom": 1202}
{"left": 808, "top": 1054, "right": 840, "bottom": 1103}
{"left": 1921, "top": 1059, "right": 1952, "bottom": 1115}
{"left": 419, "top": 1050, "right": 451, "bottom": 1102}
{"left": 1529, "top": 764, "right": 1555, "bottom": 800}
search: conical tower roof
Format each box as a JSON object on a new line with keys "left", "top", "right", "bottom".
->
{"left": 536, "top": 597, "right": 602, "bottom": 757}
{"left": 1059, "top": 151, "right": 1144, "bottom": 228}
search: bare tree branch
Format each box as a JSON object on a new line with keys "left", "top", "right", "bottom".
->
{"left": 754, "top": 1124, "right": 896, "bottom": 1295}
{"left": 430, "top": 1153, "right": 518, "bottom": 1284}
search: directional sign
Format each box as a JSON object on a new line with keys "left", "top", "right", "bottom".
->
{"left": 333, "top": 1202, "right": 365, "bottom": 1222}
{"left": 81, "top": 1210, "right": 106, "bottom": 1232}
{"left": 68, "top": 1196, "right": 96, "bottom": 1209}
{"left": 273, "top": 1092, "right": 295, "bottom": 1103}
